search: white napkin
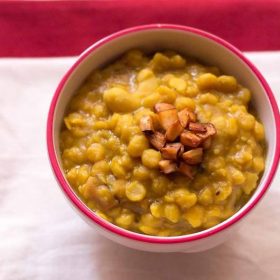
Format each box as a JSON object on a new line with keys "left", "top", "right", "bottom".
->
{"left": 0, "top": 53, "right": 279, "bottom": 280}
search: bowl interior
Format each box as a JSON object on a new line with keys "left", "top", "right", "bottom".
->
{"left": 51, "top": 26, "right": 277, "bottom": 237}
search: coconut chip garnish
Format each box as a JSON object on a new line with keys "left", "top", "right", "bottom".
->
{"left": 140, "top": 103, "right": 217, "bottom": 179}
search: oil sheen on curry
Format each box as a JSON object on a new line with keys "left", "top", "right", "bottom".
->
{"left": 60, "top": 50, "right": 266, "bottom": 236}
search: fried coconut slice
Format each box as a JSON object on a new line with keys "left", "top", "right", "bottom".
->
{"left": 178, "top": 108, "right": 197, "bottom": 127}
{"left": 196, "top": 123, "right": 217, "bottom": 140}
{"left": 158, "top": 108, "right": 178, "bottom": 130}
{"left": 147, "top": 131, "right": 166, "bottom": 150}
{"left": 165, "top": 120, "right": 184, "bottom": 141}
{"left": 180, "top": 130, "right": 202, "bottom": 148}
{"left": 188, "top": 122, "right": 207, "bottom": 133}
{"left": 161, "top": 143, "right": 184, "bottom": 160}
{"left": 182, "top": 148, "right": 203, "bottom": 165}
{"left": 140, "top": 115, "right": 155, "bottom": 134}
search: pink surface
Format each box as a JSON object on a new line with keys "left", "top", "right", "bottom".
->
{"left": 47, "top": 24, "right": 280, "bottom": 244}
{"left": 1, "top": 0, "right": 280, "bottom": 57}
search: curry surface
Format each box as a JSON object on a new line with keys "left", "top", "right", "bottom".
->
{"left": 60, "top": 50, "right": 266, "bottom": 236}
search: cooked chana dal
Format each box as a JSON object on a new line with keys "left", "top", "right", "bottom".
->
{"left": 60, "top": 50, "right": 266, "bottom": 236}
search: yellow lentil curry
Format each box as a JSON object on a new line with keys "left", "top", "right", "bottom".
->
{"left": 60, "top": 50, "right": 266, "bottom": 236}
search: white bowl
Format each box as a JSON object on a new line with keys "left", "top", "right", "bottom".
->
{"left": 47, "top": 24, "right": 280, "bottom": 253}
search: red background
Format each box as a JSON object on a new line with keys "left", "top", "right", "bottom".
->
{"left": 0, "top": 0, "right": 280, "bottom": 57}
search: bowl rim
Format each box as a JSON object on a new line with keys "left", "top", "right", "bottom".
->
{"left": 47, "top": 24, "right": 280, "bottom": 244}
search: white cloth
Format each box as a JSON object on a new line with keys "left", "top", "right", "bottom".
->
{"left": 0, "top": 53, "right": 279, "bottom": 280}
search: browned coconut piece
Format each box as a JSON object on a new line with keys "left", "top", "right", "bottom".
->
{"left": 178, "top": 108, "right": 190, "bottom": 128}
{"left": 180, "top": 131, "right": 202, "bottom": 148}
{"left": 161, "top": 143, "right": 184, "bottom": 160}
{"left": 165, "top": 120, "right": 184, "bottom": 141}
{"left": 147, "top": 131, "right": 166, "bottom": 150}
{"left": 140, "top": 115, "right": 155, "bottom": 134}
{"left": 158, "top": 108, "right": 179, "bottom": 130}
{"left": 197, "top": 123, "right": 217, "bottom": 140}
{"left": 178, "top": 108, "right": 197, "bottom": 128}
{"left": 182, "top": 148, "right": 203, "bottom": 165}
{"left": 188, "top": 122, "right": 207, "bottom": 133}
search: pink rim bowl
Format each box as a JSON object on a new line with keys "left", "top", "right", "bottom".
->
{"left": 47, "top": 24, "right": 280, "bottom": 253}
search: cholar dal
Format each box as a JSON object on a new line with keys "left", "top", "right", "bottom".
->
{"left": 60, "top": 50, "right": 266, "bottom": 236}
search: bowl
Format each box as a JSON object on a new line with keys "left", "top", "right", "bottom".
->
{"left": 47, "top": 24, "right": 280, "bottom": 253}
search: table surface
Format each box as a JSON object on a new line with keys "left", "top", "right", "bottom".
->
{"left": 0, "top": 52, "right": 280, "bottom": 280}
